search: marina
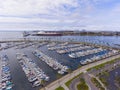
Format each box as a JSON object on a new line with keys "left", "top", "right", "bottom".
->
{"left": 48, "top": 44, "right": 82, "bottom": 50}
{"left": 16, "top": 53, "right": 49, "bottom": 87}
{"left": 33, "top": 50, "right": 69, "bottom": 75}
{"left": 0, "top": 32, "right": 120, "bottom": 90}
{"left": 80, "top": 49, "right": 118, "bottom": 65}
{"left": 0, "top": 55, "right": 14, "bottom": 90}
{"left": 0, "top": 0, "right": 120, "bottom": 90}
{"left": 15, "top": 42, "right": 39, "bottom": 49}
{"left": 56, "top": 45, "right": 92, "bottom": 54}
{"left": 0, "top": 1, "right": 120, "bottom": 89}
{"left": 68, "top": 48, "right": 106, "bottom": 58}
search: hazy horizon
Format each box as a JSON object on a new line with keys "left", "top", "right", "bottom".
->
{"left": 0, "top": 30, "right": 119, "bottom": 32}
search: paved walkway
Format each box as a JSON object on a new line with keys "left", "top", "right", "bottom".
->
{"left": 88, "top": 74, "right": 107, "bottom": 90}
{"left": 61, "top": 84, "right": 69, "bottom": 90}
{"left": 41, "top": 54, "right": 120, "bottom": 90}
{"left": 69, "top": 77, "right": 80, "bottom": 90}
{"left": 84, "top": 73, "right": 97, "bottom": 90}
{"left": 89, "top": 59, "right": 120, "bottom": 76}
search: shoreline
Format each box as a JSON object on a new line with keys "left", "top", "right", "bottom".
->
{"left": 41, "top": 53, "right": 120, "bottom": 90}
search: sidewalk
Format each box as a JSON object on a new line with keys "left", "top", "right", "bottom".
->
{"left": 61, "top": 84, "right": 69, "bottom": 90}
{"left": 88, "top": 74, "right": 107, "bottom": 90}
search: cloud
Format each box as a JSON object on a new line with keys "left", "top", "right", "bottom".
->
{"left": 0, "top": 0, "right": 78, "bottom": 16}
{"left": 0, "top": 0, "right": 119, "bottom": 31}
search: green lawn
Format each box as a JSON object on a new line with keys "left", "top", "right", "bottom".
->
{"left": 99, "top": 77, "right": 108, "bottom": 86}
{"left": 55, "top": 86, "right": 64, "bottom": 90}
{"left": 65, "top": 73, "right": 82, "bottom": 87}
{"left": 77, "top": 78, "right": 89, "bottom": 90}
{"left": 87, "top": 57, "right": 120, "bottom": 71}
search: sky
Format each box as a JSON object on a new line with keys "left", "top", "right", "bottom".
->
{"left": 0, "top": 0, "right": 120, "bottom": 31}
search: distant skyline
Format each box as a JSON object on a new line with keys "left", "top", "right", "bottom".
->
{"left": 0, "top": 0, "right": 120, "bottom": 31}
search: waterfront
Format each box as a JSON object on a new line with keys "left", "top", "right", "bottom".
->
{"left": 0, "top": 31, "right": 120, "bottom": 90}
{"left": 0, "top": 41, "right": 119, "bottom": 90}
{"left": 0, "top": 31, "right": 120, "bottom": 48}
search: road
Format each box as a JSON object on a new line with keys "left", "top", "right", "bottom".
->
{"left": 89, "top": 58, "right": 120, "bottom": 76}
{"left": 40, "top": 53, "right": 120, "bottom": 90}
{"left": 69, "top": 77, "right": 80, "bottom": 90}
{"left": 84, "top": 73, "right": 98, "bottom": 90}
{"left": 88, "top": 74, "right": 107, "bottom": 90}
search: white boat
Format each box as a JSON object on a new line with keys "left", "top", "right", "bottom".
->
{"left": 16, "top": 53, "right": 49, "bottom": 87}
{"left": 33, "top": 50, "right": 69, "bottom": 74}
{"left": 33, "top": 81, "right": 41, "bottom": 87}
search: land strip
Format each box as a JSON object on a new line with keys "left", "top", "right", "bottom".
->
{"left": 40, "top": 53, "right": 120, "bottom": 90}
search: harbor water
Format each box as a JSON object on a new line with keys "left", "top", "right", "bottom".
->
{"left": 0, "top": 31, "right": 120, "bottom": 90}
{"left": 0, "top": 31, "right": 120, "bottom": 48}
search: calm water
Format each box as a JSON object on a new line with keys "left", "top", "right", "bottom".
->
{"left": 0, "top": 31, "right": 23, "bottom": 40}
{"left": 27, "top": 35, "right": 120, "bottom": 48}
{"left": 0, "top": 31, "right": 120, "bottom": 48}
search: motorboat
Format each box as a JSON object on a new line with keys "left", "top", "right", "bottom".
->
{"left": 33, "top": 81, "right": 41, "bottom": 87}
